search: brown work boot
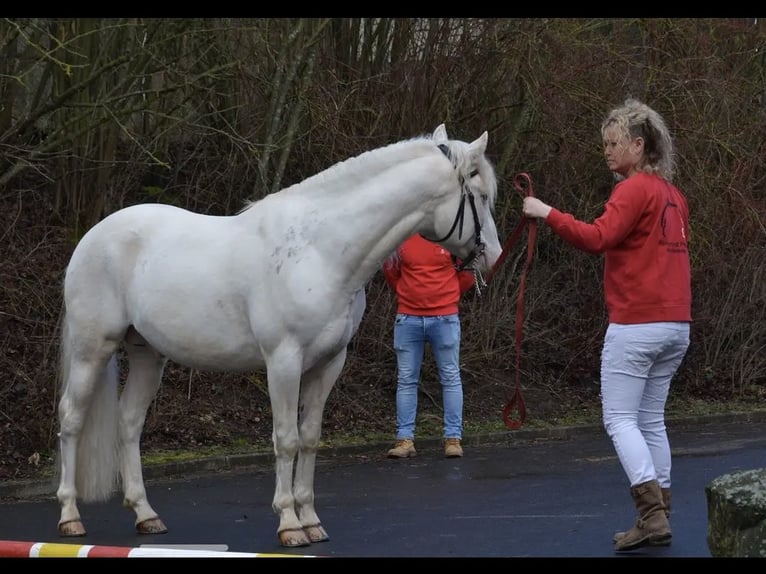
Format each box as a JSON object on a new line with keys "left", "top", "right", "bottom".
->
{"left": 444, "top": 438, "right": 463, "bottom": 458}
{"left": 614, "top": 486, "right": 671, "bottom": 544}
{"left": 661, "top": 487, "right": 671, "bottom": 516}
{"left": 387, "top": 439, "right": 416, "bottom": 458}
{"left": 613, "top": 480, "right": 672, "bottom": 551}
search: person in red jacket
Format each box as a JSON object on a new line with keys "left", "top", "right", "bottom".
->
{"left": 382, "top": 233, "right": 475, "bottom": 459}
{"left": 523, "top": 98, "right": 691, "bottom": 552}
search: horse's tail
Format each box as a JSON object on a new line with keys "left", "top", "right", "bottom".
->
{"left": 56, "top": 308, "right": 121, "bottom": 503}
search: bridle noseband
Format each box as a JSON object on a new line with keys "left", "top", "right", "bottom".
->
{"left": 420, "top": 143, "right": 486, "bottom": 273}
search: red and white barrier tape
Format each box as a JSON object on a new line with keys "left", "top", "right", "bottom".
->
{"left": 0, "top": 539, "right": 318, "bottom": 558}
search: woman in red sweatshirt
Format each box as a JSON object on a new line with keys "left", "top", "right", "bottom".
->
{"left": 523, "top": 98, "right": 691, "bottom": 552}
{"left": 382, "top": 233, "right": 475, "bottom": 459}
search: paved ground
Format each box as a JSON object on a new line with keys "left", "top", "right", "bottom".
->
{"left": 1, "top": 411, "right": 765, "bottom": 558}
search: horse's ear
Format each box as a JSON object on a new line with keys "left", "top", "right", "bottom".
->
{"left": 433, "top": 123, "right": 448, "bottom": 143}
{"left": 468, "top": 131, "right": 488, "bottom": 157}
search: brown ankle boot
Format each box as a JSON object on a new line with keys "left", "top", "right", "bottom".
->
{"left": 613, "top": 486, "right": 671, "bottom": 544}
{"left": 613, "top": 480, "right": 672, "bottom": 551}
{"left": 661, "top": 487, "right": 671, "bottom": 517}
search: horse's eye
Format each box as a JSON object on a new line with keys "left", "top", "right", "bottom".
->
{"left": 469, "top": 169, "right": 479, "bottom": 178}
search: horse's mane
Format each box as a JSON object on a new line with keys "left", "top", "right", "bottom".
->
{"left": 240, "top": 131, "right": 497, "bottom": 213}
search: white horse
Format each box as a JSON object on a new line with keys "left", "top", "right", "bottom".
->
{"left": 55, "top": 124, "right": 502, "bottom": 548}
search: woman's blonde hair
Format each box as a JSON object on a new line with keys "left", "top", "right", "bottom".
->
{"left": 601, "top": 98, "right": 676, "bottom": 182}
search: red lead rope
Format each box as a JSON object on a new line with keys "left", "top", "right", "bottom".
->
{"left": 485, "top": 173, "right": 537, "bottom": 429}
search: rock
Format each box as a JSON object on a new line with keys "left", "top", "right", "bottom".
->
{"left": 706, "top": 468, "right": 766, "bottom": 557}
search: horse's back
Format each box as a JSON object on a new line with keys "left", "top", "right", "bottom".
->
{"left": 67, "top": 203, "right": 194, "bottom": 266}
{"left": 71, "top": 203, "right": 211, "bottom": 257}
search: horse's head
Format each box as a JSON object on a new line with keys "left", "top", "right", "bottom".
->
{"left": 424, "top": 124, "right": 502, "bottom": 275}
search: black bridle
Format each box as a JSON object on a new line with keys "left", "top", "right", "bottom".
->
{"left": 420, "top": 143, "right": 486, "bottom": 272}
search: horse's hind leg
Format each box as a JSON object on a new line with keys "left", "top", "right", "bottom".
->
{"left": 120, "top": 328, "right": 169, "bottom": 534}
{"left": 57, "top": 334, "right": 121, "bottom": 536}
{"left": 293, "top": 348, "right": 348, "bottom": 543}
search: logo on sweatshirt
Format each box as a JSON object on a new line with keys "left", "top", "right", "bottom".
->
{"left": 660, "top": 200, "right": 687, "bottom": 253}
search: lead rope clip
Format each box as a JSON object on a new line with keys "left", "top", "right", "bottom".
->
{"left": 473, "top": 267, "right": 487, "bottom": 297}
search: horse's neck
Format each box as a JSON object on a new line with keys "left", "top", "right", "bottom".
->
{"left": 319, "top": 183, "right": 436, "bottom": 287}
{"left": 252, "top": 153, "right": 449, "bottom": 292}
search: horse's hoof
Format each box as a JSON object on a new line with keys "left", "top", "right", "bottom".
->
{"left": 303, "top": 523, "right": 329, "bottom": 543}
{"left": 136, "top": 516, "right": 168, "bottom": 534}
{"left": 58, "top": 519, "right": 86, "bottom": 537}
{"left": 278, "top": 528, "right": 311, "bottom": 547}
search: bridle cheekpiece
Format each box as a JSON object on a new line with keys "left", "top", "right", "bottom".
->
{"left": 420, "top": 143, "right": 486, "bottom": 275}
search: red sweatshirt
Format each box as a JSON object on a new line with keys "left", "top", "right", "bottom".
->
{"left": 383, "top": 234, "right": 475, "bottom": 316}
{"left": 545, "top": 172, "right": 692, "bottom": 324}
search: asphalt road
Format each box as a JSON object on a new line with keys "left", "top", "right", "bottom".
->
{"left": 1, "top": 412, "right": 765, "bottom": 558}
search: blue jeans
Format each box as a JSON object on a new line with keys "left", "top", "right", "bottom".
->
{"left": 393, "top": 313, "right": 463, "bottom": 440}
{"left": 600, "top": 322, "right": 690, "bottom": 488}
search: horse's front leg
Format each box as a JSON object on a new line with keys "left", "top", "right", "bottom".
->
{"left": 293, "top": 349, "right": 348, "bottom": 543}
{"left": 267, "top": 354, "right": 309, "bottom": 547}
{"left": 120, "top": 342, "right": 168, "bottom": 534}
